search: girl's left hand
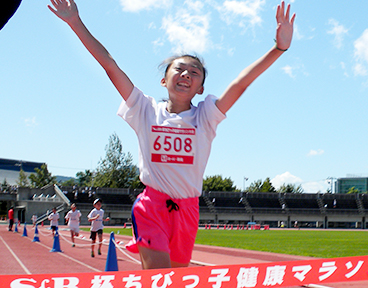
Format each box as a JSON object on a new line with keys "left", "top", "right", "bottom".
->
{"left": 275, "top": 1, "right": 296, "bottom": 51}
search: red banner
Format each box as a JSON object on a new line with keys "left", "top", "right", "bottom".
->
{"left": 3, "top": 255, "right": 368, "bottom": 288}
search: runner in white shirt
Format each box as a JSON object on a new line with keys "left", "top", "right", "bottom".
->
{"left": 87, "top": 199, "right": 110, "bottom": 257}
{"left": 65, "top": 203, "right": 81, "bottom": 247}
{"left": 31, "top": 214, "right": 37, "bottom": 227}
{"left": 47, "top": 207, "right": 59, "bottom": 236}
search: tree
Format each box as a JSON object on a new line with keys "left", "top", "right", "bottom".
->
{"left": 202, "top": 175, "right": 239, "bottom": 192}
{"left": 16, "top": 169, "right": 29, "bottom": 187}
{"left": 260, "top": 177, "right": 276, "bottom": 193}
{"left": 245, "top": 179, "right": 262, "bottom": 193}
{"left": 93, "top": 133, "right": 140, "bottom": 188}
{"left": 347, "top": 186, "right": 360, "bottom": 194}
{"left": 245, "top": 178, "right": 276, "bottom": 193}
{"left": 130, "top": 174, "right": 146, "bottom": 190}
{"left": 28, "top": 164, "right": 56, "bottom": 188}
{"left": 277, "top": 183, "right": 304, "bottom": 193}
{"left": 60, "top": 178, "right": 77, "bottom": 187}
{"left": 1, "top": 179, "right": 10, "bottom": 192}
{"left": 76, "top": 169, "right": 93, "bottom": 186}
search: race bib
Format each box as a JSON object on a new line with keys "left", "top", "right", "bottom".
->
{"left": 150, "top": 125, "right": 196, "bottom": 165}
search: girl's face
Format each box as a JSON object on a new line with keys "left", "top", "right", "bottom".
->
{"left": 161, "top": 57, "right": 204, "bottom": 102}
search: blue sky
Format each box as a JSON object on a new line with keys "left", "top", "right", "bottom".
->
{"left": 1, "top": 0, "right": 368, "bottom": 192}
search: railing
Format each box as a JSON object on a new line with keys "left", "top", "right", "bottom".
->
{"left": 95, "top": 188, "right": 131, "bottom": 195}
{"left": 54, "top": 184, "right": 71, "bottom": 205}
{"left": 199, "top": 207, "right": 362, "bottom": 215}
{"left": 323, "top": 208, "right": 361, "bottom": 215}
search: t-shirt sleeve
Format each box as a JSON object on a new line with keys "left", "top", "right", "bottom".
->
{"left": 198, "top": 94, "right": 226, "bottom": 137}
{"left": 117, "top": 86, "right": 157, "bottom": 133}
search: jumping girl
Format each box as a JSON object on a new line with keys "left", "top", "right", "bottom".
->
{"left": 48, "top": 0, "right": 295, "bottom": 269}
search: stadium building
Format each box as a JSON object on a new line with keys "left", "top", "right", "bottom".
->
{"left": 1, "top": 185, "right": 368, "bottom": 230}
{"left": 335, "top": 177, "right": 368, "bottom": 194}
{"left": 0, "top": 158, "right": 44, "bottom": 186}
{"left": 1, "top": 158, "right": 368, "bottom": 229}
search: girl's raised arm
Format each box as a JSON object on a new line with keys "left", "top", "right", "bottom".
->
{"left": 216, "top": 1, "right": 295, "bottom": 114}
{"left": 48, "top": 0, "right": 134, "bottom": 101}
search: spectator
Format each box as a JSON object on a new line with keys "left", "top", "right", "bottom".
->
{"left": 8, "top": 206, "right": 14, "bottom": 231}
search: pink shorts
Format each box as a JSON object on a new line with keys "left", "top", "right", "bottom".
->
{"left": 125, "top": 186, "right": 199, "bottom": 264}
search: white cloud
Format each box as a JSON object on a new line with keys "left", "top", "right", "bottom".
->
{"left": 281, "top": 65, "right": 295, "bottom": 78}
{"left": 271, "top": 172, "right": 329, "bottom": 193}
{"left": 119, "top": 0, "right": 171, "bottom": 12}
{"left": 355, "top": 29, "right": 368, "bottom": 61}
{"left": 271, "top": 171, "right": 302, "bottom": 189}
{"left": 340, "top": 61, "right": 349, "bottom": 77}
{"left": 227, "top": 47, "right": 235, "bottom": 56}
{"left": 162, "top": 12, "right": 210, "bottom": 54}
{"left": 148, "top": 22, "right": 157, "bottom": 29}
{"left": 307, "top": 149, "right": 324, "bottom": 156}
{"left": 354, "top": 29, "right": 368, "bottom": 76}
{"left": 302, "top": 181, "right": 329, "bottom": 194}
{"left": 23, "top": 117, "right": 38, "bottom": 133}
{"left": 152, "top": 37, "right": 164, "bottom": 52}
{"left": 218, "top": 0, "right": 265, "bottom": 27}
{"left": 293, "top": 24, "right": 303, "bottom": 40}
{"left": 184, "top": 0, "right": 204, "bottom": 12}
{"left": 354, "top": 63, "right": 368, "bottom": 76}
{"left": 24, "top": 117, "right": 37, "bottom": 128}
{"left": 327, "top": 19, "right": 348, "bottom": 49}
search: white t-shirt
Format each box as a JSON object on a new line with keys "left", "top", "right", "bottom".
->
{"left": 88, "top": 208, "right": 104, "bottom": 232}
{"left": 48, "top": 212, "right": 59, "bottom": 227}
{"left": 117, "top": 87, "right": 226, "bottom": 199}
{"left": 65, "top": 210, "right": 81, "bottom": 228}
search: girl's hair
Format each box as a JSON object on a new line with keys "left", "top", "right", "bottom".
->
{"left": 159, "top": 54, "right": 207, "bottom": 85}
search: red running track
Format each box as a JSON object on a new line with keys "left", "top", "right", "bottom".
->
{"left": 0, "top": 224, "right": 366, "bottom": 288}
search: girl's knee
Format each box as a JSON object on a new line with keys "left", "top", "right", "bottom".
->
{"left": 138, "top": 246, "right": 171, "bottom": 269}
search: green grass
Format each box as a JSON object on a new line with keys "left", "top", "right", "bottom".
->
{"left": 86, "top": 228, "right": 368, "bottom": 258}
{"left": 100, "top": 227, "right": 132, "bottom": 236}
{"left": 195, "top": 229, "right": 368, "bottom": 258}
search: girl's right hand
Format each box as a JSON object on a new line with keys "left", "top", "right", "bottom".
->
{"left": 48, "top": 0, "right": 79, "bottom": 24}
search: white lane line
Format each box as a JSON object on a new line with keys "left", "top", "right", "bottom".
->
{"left": 19, "top": 230, "right": 101, "bottom": 272}
{"left": 190, "top": 259, "right": 216, "bottom": 266}
{"left": 32, "top": 240, "right": 101, "bottom": 272}
{"left": 302, "top": 284, "right": 334, "bottom": 288}
{"left": 0, "top": 235, "right": 31, "bottom": 275}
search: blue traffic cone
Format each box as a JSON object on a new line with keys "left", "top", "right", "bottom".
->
{"left": 22, "top": 223, "right": 28, "bottom": 237}
{"left": 105, "top": 232, "right": 118, "bottom": 271}
{"left": 14, "top": 221, "right": 18, "bottom": 233}
{"left": 32, "top": 225, "right": 40, "bottom": 242}
{"left": 50, "top": 229, "right": 62, "bottom": 252}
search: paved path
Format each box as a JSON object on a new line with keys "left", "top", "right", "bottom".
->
{"left": 0, "top": 224, "right": 366, "bottom": 287}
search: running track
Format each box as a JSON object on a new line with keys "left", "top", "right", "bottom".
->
{"left": 0, "top": 224, "right": 366, "bottom": 287}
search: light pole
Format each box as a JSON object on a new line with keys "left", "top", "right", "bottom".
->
{"left": 243, "top": 177, "right": 249, "bottom": 192}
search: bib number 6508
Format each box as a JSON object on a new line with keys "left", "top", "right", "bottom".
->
{"left": 153, "top": 136, "right": 192, "bottom": 153}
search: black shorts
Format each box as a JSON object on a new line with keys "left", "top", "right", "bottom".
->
{"left": 90, "top": 229, "right": 103, "bottom": 241}
{"left": 51, "top": 226, "right": 58, "bottom": 231}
